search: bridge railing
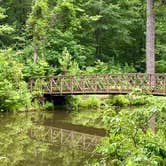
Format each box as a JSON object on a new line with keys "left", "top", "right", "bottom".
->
{"left": 29, "top": 73, "right": 166, "bottom": 95}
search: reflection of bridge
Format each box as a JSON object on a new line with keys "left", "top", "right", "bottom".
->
{"left": 30, "top": 126, "right": 102, "bottom": 150}
{"left": 29, "top": 74, "right": 166, "bottom": 96}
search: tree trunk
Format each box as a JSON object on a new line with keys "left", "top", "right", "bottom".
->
{"left": 146, "top": 0, "right": 155, "bottom": 131}
{"left": 146, "top": 0, "right": 155, "bottom": 74}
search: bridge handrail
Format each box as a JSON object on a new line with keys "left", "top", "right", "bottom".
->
{"left": 29, "top": 73, "right": 166, "bottom": 96}
{"left": 29, "top": 73, "right": 166, "bottom": 80}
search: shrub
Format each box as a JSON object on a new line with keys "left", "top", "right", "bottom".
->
{"left": 111, "top": 95, "right": 130, "bottom": 107}
{"left": 96, "top": 99, "right": 166, "bottom": 165}
{"left": 42, "top": 101, "right": 54, "bottom": 111}
{"left": 0, "top": 50, "right": 31, "bottom": 111}
{"left": 128, "top": 89, "right": 150, "bottom": 106}
{"left": 65, "top": 95, "right": 82, "bottom": 110}
{"left": 66, "top": 95, "right": 103, "bottom": 109}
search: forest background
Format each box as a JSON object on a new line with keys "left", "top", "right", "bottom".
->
{"left": 0, "top": 0, "right": 166, "bottom": 111}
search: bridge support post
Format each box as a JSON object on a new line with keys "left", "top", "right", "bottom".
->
{"left": 60, "top": 77, "right": 63, "bottom": 95}
{"left": 149, "top": 73, "right": 156, "bottom": 92}
{"left": 80, "top": 75, "right": 85, "bottom": 93}
{"left": 49, "top": 77, "right": 53, "bottom": 93}
{"left": 70, "top": 76, "right": 74, "bottom": 94}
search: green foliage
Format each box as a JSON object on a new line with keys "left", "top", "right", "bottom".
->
{"left": 0, "top": 7, "right": 14, "bottom": 47}
{"left": 41, "top": 101, "right": 54, "bottom": 111}
{"left": 66, "top": 95, "right": 105, "bottom": 110}
{"left": 1, "top": 0, "right": 166, "bottom": 73}
{"left": 58, "top": 48, "right": 81, "bottom": 75}
{"left": 0, "top": 114, "right": 52, "bottom": 165}
{"left": 128, "top": 89, "right": 150, "bottom": 106}
{"left": 0, "top": 50, "right": 31, "bottom": 111}
{"left": 80, "top": 96, "right": 102, "bottom": 108}
{"left": 155, "top": 2, "right": 166, "bottom": 72}
{"left": 156, "top": 60, "right": 166, "bottom": 73}
{"left": 0, "top": 1, "right": 166, "bottom": 164}
{"left": 84, "top": 60, "right": 136, "bottom": 74}
{"left": 68, "top": 108, "right": 104, "bottom": 128}
{"left": 150, "top": 97, "right": 166, "bottom": 135}
{"left": 44, "top": 29, "right": 88, "bottom": 68}
{"left": 27, "top": 0, "right": 48, "bottom": 43}
{"left": 96, "top": 100, "right": 166, "bottom": 165}
{"left": 111, "top": 95, "right": 130, "bottom": 107}
{"left": 157, "top": 105, "right": 166, "bottom": 135}
{"left": 26, "top": 0, "right": 49, "bottom": 63}
{"left": 23, "top": 58, "right": 54, "bottom": 78}
{"left": 42, "top": 0, "right": 146, "bottom": 70}
{"left": 109, "top": 90, "right": 151, "bottom": 107}
{"left": 66, "top": 95, "right": 81, "bottom": 110}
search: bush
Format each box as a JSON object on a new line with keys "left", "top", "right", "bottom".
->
{"left": 66, "top": 95, "right": 105, "bottom": 110}
{"left": 0, "top": 50, "right": 31, "bottom": 111}
{"left": 65, "top": 95, "right": 82, "bottom": 110}
{"left": 96, "top": 99, "right": 166, "bottom": 165}
{"left": 128, "top": 89, "right": 150, "bottom": 106}
{"left": 111, "top": 95, "right": 130, "bottom": 107}
{"left": 42, "top": 101, "right": 54, "bottom": 111}
{"left": 110, "top": 90, "right": 150, "bottom": 107}
{"left": 81, "top": 96, "right": 102, "bottom": 108}
{"left": 84, "top": 60, "right": 136, "bottom": 74}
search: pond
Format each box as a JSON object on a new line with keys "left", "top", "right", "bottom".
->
{"left": 0, "top": 109, "right": 105, "bottom": 166}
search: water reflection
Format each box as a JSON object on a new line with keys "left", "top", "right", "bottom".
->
{"left": 30, "top": 126, "right": 101, "bottom": 151}
{"left": 0, "top": 110, "right": 104, "bottom": 166}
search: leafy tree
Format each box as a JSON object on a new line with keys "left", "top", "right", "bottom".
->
{"left": 27, "top": 0, "right": 49, "bottom": 63}
{"left": 155, "top": 2, "right": 166, "bottom": 72}
{"left": 0, "top": 7, "right": 14, "bottom": 47}
{"left": 58, "top": 48, "right": 81, "bottom": 75}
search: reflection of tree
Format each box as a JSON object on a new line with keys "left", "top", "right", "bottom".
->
{"left": 0, "top": 113, "right": 98, "bottom": 166}
{"left": 26, "top": 133, "right": 96, "bottom": 166}
{"left": 54, "top": 145, "right": 87, "bottom": 166}
{"left": 0, "top": 114, "right": 50, "bottom": 166}
{"left": 68, "top": 109, "right": 104, "bottom": 129}
{"left": 31, "top": 145, "right": 88, "bottom": 166}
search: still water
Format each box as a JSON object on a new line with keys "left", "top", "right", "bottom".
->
{"left": 0, "top": 109, "right": 105, "bottom": 166}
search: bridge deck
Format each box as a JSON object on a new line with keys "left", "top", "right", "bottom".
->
{"left": 29, "top": 73, "right": 166, "bottom": 96}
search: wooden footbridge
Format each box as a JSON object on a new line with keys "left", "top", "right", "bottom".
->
{"left": 29, "top": 73, "right": 166, "bottom": 96}
{"left": 29, "top": 126, "right": 101, "bottom": 151}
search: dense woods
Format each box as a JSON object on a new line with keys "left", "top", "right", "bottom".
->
{"left": 0, "top": 0, "right": 165, "bottom": 74}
